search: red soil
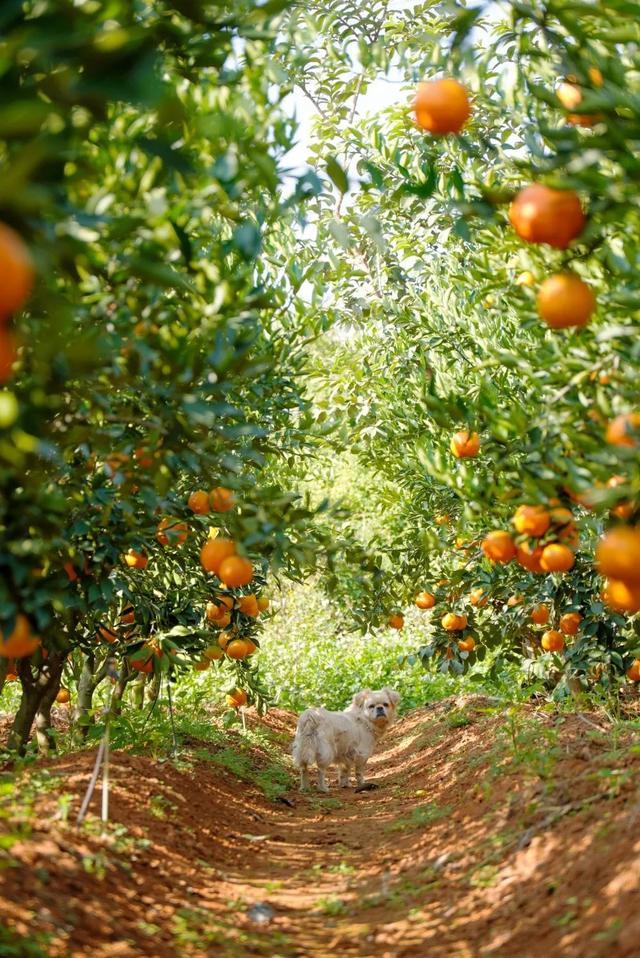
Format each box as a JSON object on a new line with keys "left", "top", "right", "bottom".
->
{"left": 1, "top": 697, "right": 640, "bottom": 957}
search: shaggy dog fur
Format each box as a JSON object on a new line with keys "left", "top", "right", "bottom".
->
{"left": 292, "top": 688, "right": 400, "bottom": 791}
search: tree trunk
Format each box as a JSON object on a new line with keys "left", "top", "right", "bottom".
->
{"left": 0, "top": 656, "right": 9, "bottom": 698}
{"left": 147, "top": 670, "right": 161, "bottom": 706}
{"left": 110, "top": 662, "right": 132, "bottom": 716}
{"left": 132, "top": 673, "right": 147, "bottom": 710}
{"left": 34, "top": 672, "right": 63, "bottom": 757}
{"left": 7, "top": 653, "right": 67, "bottom": 755}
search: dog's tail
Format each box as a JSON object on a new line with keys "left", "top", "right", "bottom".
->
{"left": 292, "top": 711, "right": 320, "bottom": 768}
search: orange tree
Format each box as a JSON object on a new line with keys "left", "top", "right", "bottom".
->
{"left": 0, "top": 0, "right": 368, "bottom": 752}
{"left": 272, "top": 0, "right": 640, "bottom": 695}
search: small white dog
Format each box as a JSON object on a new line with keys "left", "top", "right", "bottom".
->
{"left": 292, "top": 688, "right": 400, "bottom": 792}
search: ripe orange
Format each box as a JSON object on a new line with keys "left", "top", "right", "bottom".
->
{"left": 120, "top": 606, "right": 135, "bottom": 626}
{"left": 218, "top": 555, "right": 254, "bottom": 588}
{"left": 536, "top": 273, "right": 595, "bottom": 329}
{"left": 130, "top": 654, "right": 153, "bottom": 673}
{"left": 414, "top": 78, "right": 470, "bottom": 134}
{"left": 0, "top": 615, "right": 40, "bottom": 658}
{"left": 188, "top": 490, "right": 210, "bottom": 515}
{"left": 541, "top": 630, "right": 565, "bottom": 652}
{"left": 226, "top": 688, "right": 248, "bottom": 709}
{"left": 509, "top": 184, "right": 585, "bottom": 249}
{"left": 481, "top": 530, "right": 516, "bottom": 564}
{"left": 257, "top": 596, "right": 270, "bottom": 612}
{"left": 0, "top": 223, "right": 34, "bottom": 320}
{"left": 194, "top": 659, "right": 210, "bottom": 672}
{"left": 457, "top": 637, "right": 476, "bottom": 652}
{"left": 238, "top": 594, "right": 260, "bottom": 617}
{"left": 0, "top": 328, "right": 17, "bottom": 383}
{"left": 556, "top": 81, "right": 583, "bottom": 111}
{"left": 507, "top": 594, "right": 524, "bottom": 608}
{"left": 559, "top": 612, "right": 582, "bottom": 635}
{"left": 626, "top": 660, "right": 640, "bottom": 682}
{"left": 226, "top": 639, "right": 251, "bottom": 660}
{"left": 156, "top": 518, "right": 189, "bottom": 546}
{"left": 469, "top": 587, "right": 488, "bottom": 607}
{"left": 603, "top": 579, "right": 640, "bottom": 614}
{"left": 516, "top": 542, "right": 545, "bottom": 573}
{"left": 516, "top": 270, "right": 535, "bottom": 287}
{"left": 531, "top": 603, "right": 550, "bottom": 625}
{"left": 606, "top": 413, "right": 640, "bottom": 448}
{"left": 133, "top": 446, "right": 154, "bottom": 468}
{"left": 56, "top": 688, "right": 70, "bottom": 704}
{"left": 200, "top": 538, "right": 236, "bottom": 575}
{"left": 450, "top": 430, "right": 480, "bottom": 459}
{"left": 63, "top": 561, "right": 79, "bottom": 583}
{"left": 596, "top": 526, "right": 640, "bottom": 584}
{"left": 540, "top": 543, "right": 575, "bottom": 573}
{"left": 442, "top": 612, "right": 468, "bottom": 631}
{"left": 210, "top": 487, "right": 235, "bottom": 513}
{"left": 124, "top": 549, "right": 148, "bottom": 570}
{"left": 415, "top": 591, "right": 436, "bottom": 610}
{"left": 218, "top": 630, "right": 235, "bottom": 651}
{"left": 388, "top": 613, "right": 404, "bottom": 630}
{"left": 435, "top": 514, "right": 450, "bottom": 526}
{"left": 513, "top": 505, "right": 551, "bottom": 538}
{"left": 97, "top": 625, "right": 117, "bottom": 644}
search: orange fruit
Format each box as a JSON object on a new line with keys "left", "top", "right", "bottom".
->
{"left": 204, "top": 644, "right": 224, "bottom": 661}
{"left": 257, "top": 596, "right": 269, "bottom": 612}
{"left": 557, "top": 81, "right": 583, "bottom": 111}
{"left": 0, "top": 328, "right": 17, "bottom": 383}
{"left": 105, "top": 451, "right": 130, "bottom": 478}
{"left": 531, "top": 603, "right": 550, "bottom": 625}
{"left": 130, "top": 654, "right": 153, "bottom": 673}
{"left": 516, "top": 542, "right": 545, "bottom": 573}
{"left": 626, "top": 660, "right": 640, "bottom": 682}
{"left": 200, "top": 538, "right": 236, "bottom": 575}
{"left": 133, "top": 446, "right": 154, "bottom": 468}
{"left": 435, "top": 514, "right": 450, "bottom": 526}
{"left": 388, "top": 613, "right": 404, "bottom": 630}
{"left": 604, "top": 579, "right": 640, "bottom": 614}
{"left": 559, "top": 612, "right": 582, "bottom": 635}
{"left": 457, "top": 637, "right": 476, "bottom": 653}
{"left": 450, "top": 430, "right": 480, "bottom": 459}
{"left": 218, "top": 555, "right": 254, "bottom": 588}
{"left": 0, "top": 615, "right": 40, "bottom": 659}
{"left": 226, "top": 688, "right": 248, "bottom": 709}
{"left": 205, "top": 599, "right": 234, "bottom": 622}
{"left": 509, "top": 184, "right": 585, "bottom": 249}
{"left": 120, "top": 606, "right": 135, "bottom": 626}
{"left": 188, "top": 490, "right": 210, "bottom": 514}
{"left": 97, "top": 625, "right": 117, "bottom": 644}
{"left": 218, "top": 630, "right": 235, "bottom": 651}
{"left": 156, "top": 518, "right": 188, "bottom": 546}
{"left": 0, "top": 223, "right": 34, "bottom": 320}
{"left": 442, "top": 612, "right": 468, "bottom": 631}
{"left": 541, "top": 630, "right": 565, "bottom": 652}
{"left": 481, "top": 530, "right": 516, "bottom": 564}
{"left": 536, "top": 273, "right": 595, "bottom": 329}
{"left": 238, "top": 594, "right": 260, "bottom": 617}
{"left": 596, "top": 526, "right": 640, "bottom": 584}
{"left": 63, "top": 561, "right": 79, "bottom": 583}
{"left": 226, "top": 639, "right": 251, "bottom": 660}
{"left": 469, "top": 587, "right": 488, "bottom": 607}
{"left": 210, "top": 487, "right": 235, "bottom": 513}
{"left": 507, "top": 594, "right": 524, "bottom": 608}
{"left": 540, "top": 543, "right": 575, "bottom": 573}
{"left": 606, "top": 413, "right": 640, "bottom": 448}
{"left": 513, "top": 505, "right": 551, "bottom": 538}
{"left": 516, "top": 270, "right": 535, "bottom": 287}
{"left": 414, "top": 78, "right": 470, "bottom": 134}
{"left": 245, "top": 640, "right": 258, "bottom": 656}
{"left": 5, "top": 672, "right": 17, "bottom": 683}
{"left": 194, "top": 659, "right": 210, "bottom": 672}
{"left": 415, "top": 591, "right": 436, "bottom": 610}
{"left": 56, "top": 688, "right": 70, "bottom": 704}
{"left": 123, "top": 549, "right": 148, "bottom": 570}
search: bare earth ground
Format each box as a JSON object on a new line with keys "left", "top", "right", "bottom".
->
{"left": 1, "top": 696, "right": 640, "bottom": 957}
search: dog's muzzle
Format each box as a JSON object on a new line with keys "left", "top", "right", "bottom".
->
{"left": 375, "top": 707, "right": 387, "bottom": 718}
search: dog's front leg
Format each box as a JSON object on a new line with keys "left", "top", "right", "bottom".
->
{"left": 299, "top": 765, "right": 311, "bottom": 790}
{"left": 317, "top": 766, "right": 330, "bottom": 792}
{"left": 339, "top": 765, "right": 351, "bottom": 788}
{"left": 355, "top": 760, "right": 366, "bottom": 788}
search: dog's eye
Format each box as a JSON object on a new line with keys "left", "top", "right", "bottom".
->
{"left": 383, "top": 702, "right": 389, "bottom": 707}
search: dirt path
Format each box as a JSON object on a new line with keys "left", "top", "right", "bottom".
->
{"left": 1, "top": 697, "right": 640, "bottom": 957}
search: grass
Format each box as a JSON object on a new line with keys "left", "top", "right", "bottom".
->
{"left": 0, "top": 925, "right": 51, "bottom": 957}
{"left": 387, "top": 802, "right": 450, "bottom": 832}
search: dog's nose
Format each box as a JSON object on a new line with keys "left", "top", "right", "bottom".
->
{"left": 376, "top": 706, "right": 386, "bottom": 715}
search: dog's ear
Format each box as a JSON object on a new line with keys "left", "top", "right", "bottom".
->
{"left": 384, "top": 688, "right": 401, "bottom": 708}
{"left": 351, "top": 689, "right": 371, "bottom": 709}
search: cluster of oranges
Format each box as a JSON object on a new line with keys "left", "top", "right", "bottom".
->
{"left": 597, "top": 526, "right": 640, "bottom": 617}
{"left": 197, "top": 591, "right": 269, "bottom": 668}
{"left": 482, "top": 502, "right": 577, "bottom": 575}
{"left": 529, "top": 608, "right": 582, "bottom": 654}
